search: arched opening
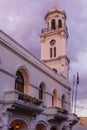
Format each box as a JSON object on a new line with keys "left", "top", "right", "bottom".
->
{"left": 51, "top": 19, "right": 56, "bottom": 30}
{"left": 50, "top": 39, "right": 56, "bottom": 45}
{"left": 39, "top": 83, "right": 45, "bottom": 100}
{"left": 9, "top": 119, "right": 28, "bottom": 130}
{"left": 36, "top": 123, "right": 47, "bottom": 130}
{"left": 58, "top": 19, "right": 62, "bottom": 28}
{"left": 52, "top": 69, "right": 57, "bottom": 73}
{"left": 15, "top": 71, "right": 24, "bottom": 93}
{"left": 61, "top": 94, "right": 65, "bottom": 109}
{"left": 50, "top": 40, "right": 56, "bottom": 58}
{"left": 50, "top": 126, "right": 57, "bottom": 130}
{"left": 52, "top": 89, "right": 57, "bottom": 106}
{"left": 15, "top": 67, "right": 30, "bottom": 94}
{"left": 54, "top": 47, "right": 56, "bottom": 57}
{"left": 50, "top": 48, "right": 52, "bottom": 58}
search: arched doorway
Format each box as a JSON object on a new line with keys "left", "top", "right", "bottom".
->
{"left": 50, "top": 126, "right": 57, "bottom": 130}
{"left": 9, "top": 119, "right": 28, "bottom": 130}
{"left": 36, "top": 123, "right": 47, "bottom": 130}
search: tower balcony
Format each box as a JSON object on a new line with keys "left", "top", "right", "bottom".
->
{"left": 3, "top": 90, "right": 44, "bottom": 115}
{"left": 41, "top": 25, "right": 68, "bottom": 34}
{"left": 45, "top": 106, "right": 68, "bottom": 122}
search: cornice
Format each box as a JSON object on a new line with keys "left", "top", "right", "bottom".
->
{"left": 42, "top": 55, "right": 70, "bottom": 64}
{"left": 44, "top": 9, "right": 66, "bottom": 20}
{"left": 40, "top": 27, "right": 68, "bottom": 39}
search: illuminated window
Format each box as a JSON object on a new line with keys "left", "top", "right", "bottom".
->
{"left": 52, "top": 90, "right": 57, "bottom": 106}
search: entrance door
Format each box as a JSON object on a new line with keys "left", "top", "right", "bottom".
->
{"left": 36, "top": 123, "right": 46, "bottom": 130}
{"left": 9, "top": 119, "right": 28, "bottom": 130}
{"left": 50, "top": 126, "right": 57, "bottom": 130}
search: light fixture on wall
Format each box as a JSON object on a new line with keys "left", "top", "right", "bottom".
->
{"left": 16, "top": 123, "right": 20, "bottom": 129}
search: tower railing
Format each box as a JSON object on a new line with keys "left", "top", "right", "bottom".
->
{"left": 41, "top": 25, "right": 68, "bottom": 33}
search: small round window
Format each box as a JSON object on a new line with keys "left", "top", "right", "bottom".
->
{"left": 50, "top": 39, "right": 56, "bottom": 45}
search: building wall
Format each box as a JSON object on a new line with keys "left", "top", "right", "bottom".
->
{"left": 0, "top": 33, "right": 70, "bottom": 110}
{"left": 0, "top": 30, "right": 73, "bottom": 130}
{"left": 0, "top": 7, "right": 78, "bottom": 129}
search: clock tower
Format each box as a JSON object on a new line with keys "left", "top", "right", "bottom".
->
{"left": 40, "top": 7, "right": 70, "bottom": 79}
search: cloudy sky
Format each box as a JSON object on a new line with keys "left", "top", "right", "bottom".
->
{"left": 0, "top": 0, "right": 87, "bottom": 117}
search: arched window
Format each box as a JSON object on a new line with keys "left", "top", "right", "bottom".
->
{"left": 10, "top": 119, "right": 28, "bottom": 130}
{"left": 54, "top": 47, "right": 56, "bottom": 57}
{"left": 52, "top": 89, "right": 57, "bottom": 106}
{"left": 15, "top": 71, "right": 24, "bottom": 92}
{"left": 39, "top": 83, "right": 45, "bottom": 100}
{"left": 58, "top": 19, "right": 62, "bottom": 28}
{"left": 50, "top": 47, "right": 56, "bottom": 58}
{"left": 53, "top": 68, "right": 57, "bottom": 73}
{"left": 50, "top": 39, "right": 56, "bottom": 45}
{"left": 61, "top": 94, "right": 65, "bottom": 109}
{"left": 51, "top": 19, "right": 56, "bottom": 30}
{"left": 50, "top": 48, "right": 52, "bottom": 58}
{"left": 50, "top": 40, "right": 56, "bottom": 58}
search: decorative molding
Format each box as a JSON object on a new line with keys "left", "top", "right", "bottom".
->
{"left": 0, "top": 68, "right": 15, "bottom": 78}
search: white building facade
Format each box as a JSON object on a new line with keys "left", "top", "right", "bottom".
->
{"left": 0, "top": 7, "right": 78, "bottom": 130}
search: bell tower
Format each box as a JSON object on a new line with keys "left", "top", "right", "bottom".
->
{"left": 40, "top": 7, "right": 70, "bottom": 79}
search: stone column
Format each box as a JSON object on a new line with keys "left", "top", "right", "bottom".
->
{"left": 30, "top": 115, "right": 36, "bottom": 130}
{"left": 69, "top": 124, "right": 73, "bottom": 130}
{"left": 2, "top": 112, "right": 10, "bottom": 130}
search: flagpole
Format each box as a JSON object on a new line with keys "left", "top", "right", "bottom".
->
{"left": 74, "top": 82, "right": 78, "bottom": 114}
{"left": 74, "top": 72, "right": 79, "bottom": 114}
{"left": 72, "top": 74, "right": 75, "bottom": 112}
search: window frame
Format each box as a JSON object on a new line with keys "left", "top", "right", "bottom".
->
{"left": 50, "top": 40, "right": 56, "bottom": 58}
{"left": 15, "top": 71, "right": 24, "bottom": 93}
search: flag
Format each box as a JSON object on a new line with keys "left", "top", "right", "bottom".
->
{"left": 77, "top": 72, "right": 79, "bottom": 84}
